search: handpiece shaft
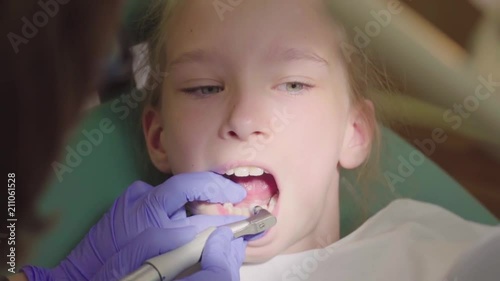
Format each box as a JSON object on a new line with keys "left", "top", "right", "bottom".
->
{"left": 120, "top": 206, "right": 276, "bottom": 281}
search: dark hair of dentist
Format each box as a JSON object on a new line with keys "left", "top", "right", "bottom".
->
{"left": 3, "top": 0, "right": 125, "bottom": 265}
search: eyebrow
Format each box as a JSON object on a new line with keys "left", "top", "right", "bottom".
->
{"left": 167, "top": 47, "right": 330, "bottom": 69}
{"left": 167, "top": 48, "right": 216, "bottom": 70}
{"left": 267, "top": 47, "right": 330, "bottom": 67}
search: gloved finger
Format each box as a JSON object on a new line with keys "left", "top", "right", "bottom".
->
{"left": 91, "top": 226, "right": 197, "bottom": 281}
{"left": 121, "top": 181, "right": 155, "bottom": 203}
{"left": 153, "top": 172, "right": 247, "bottom": 217}
{"left": 232, "top": 237, "right": 247, "bottom": 268}
{"left": 202, "top": 228, "right": 246, "bottom": 281}
{"left": 179, "top": 227, "right": 246, "bottom": 281}
{"left": 170, "top": 208, "right": 188, "bottom": 220}
{"left": 169, "top": 215, "right": 247, "bottom": 232}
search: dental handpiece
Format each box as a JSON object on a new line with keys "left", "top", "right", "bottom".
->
{"left": 120, "top": 206, "right": 277, "bottom": 281}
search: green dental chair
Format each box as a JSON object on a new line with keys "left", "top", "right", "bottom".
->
{"left": 28, "top": 0, "right": 498, "bottom": 268}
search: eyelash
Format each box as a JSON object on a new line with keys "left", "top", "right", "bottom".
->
{"left": 180, "top": 86, "right": 224, "bottom": 97}
{"left": 180, "top": 81, "right": 314, "bottom": 97}
{"left": 275, "top": 81, "right": 314, "bottom": 94}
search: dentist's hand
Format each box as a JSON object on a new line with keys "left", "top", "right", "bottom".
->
{"left": 21, "top": 172, "right": 247, "bottom": 281}
{"left": 91, "top": 226, "right": 247, "bottom": 281}
{"left": 179, "top": 227, "right": 247, "bottom": 281}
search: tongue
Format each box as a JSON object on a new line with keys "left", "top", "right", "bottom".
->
{"left": 227, "top": 173, "right": 278, "bottom": 207}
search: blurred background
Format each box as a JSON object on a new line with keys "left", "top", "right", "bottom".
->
{"left": 392, "top": 0, "right": 500, "bottom": 217}
{"left": 92, "top": 0, "right": 500, "bottom": 216}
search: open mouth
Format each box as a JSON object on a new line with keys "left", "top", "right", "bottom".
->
{"left": 189, "top": 166, "right": 280, "bottom": 217}
{"left": 221, "top": 167, "right": 279, "bottom": 216}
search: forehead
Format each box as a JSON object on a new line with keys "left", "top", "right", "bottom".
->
{"left": 164, "top": 0, "right": 340, "bottom": 63}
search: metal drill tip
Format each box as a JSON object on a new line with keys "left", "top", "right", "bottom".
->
{"left": 226, "top": 206, "right": 277, "bottom": 238}
{"left": 253, "top": 205, "right": 263, "bottom": 214}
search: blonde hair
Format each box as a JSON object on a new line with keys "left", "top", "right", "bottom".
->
{"left": 140, "top": 0, "right": 181, "bottom": 108}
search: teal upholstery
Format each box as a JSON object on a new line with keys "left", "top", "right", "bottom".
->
{"left": 28, "top": 95, "right": 498, "bottom": 268}
{"left": 339, "top": 130, "right": 499, "bottom": 236}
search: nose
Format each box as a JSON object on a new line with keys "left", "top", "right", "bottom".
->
{"left": 219, "top": 90, "right": 272, "bottom": 141}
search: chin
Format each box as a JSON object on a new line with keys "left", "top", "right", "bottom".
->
{"left": 244, "top": 246, "right": 280, "bottom": 263}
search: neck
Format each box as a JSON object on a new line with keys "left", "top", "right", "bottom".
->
{"left": 285, "top": 176, "right": 340, "bottom": 253}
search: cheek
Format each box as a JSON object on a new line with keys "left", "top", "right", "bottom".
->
{"left": 283, "top": 94, "right": 346, "bottom": 200}
{"left": 287, "top": 94, "right": 347, "bottom": 157}
{"left": 161, "top": 102, "right": 214, "bottom": 172}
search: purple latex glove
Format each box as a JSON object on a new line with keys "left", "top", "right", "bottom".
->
{"left": 22, "top": 172, "right": 247, "bottom": 281}
{"left": 91, "top": 227, "right": 247, "bottom": 281}
{"left": 179, "top": 227, "right": 247, "bottom": 281}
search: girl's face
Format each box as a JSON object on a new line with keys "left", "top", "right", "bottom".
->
{"left": 145, "top": 0, "right": 372, "bottom": 262}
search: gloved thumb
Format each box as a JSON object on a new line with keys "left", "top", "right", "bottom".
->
{"left": 179, "top": 227, "right": 246, "bottom": 281}
{"left": 91, "top": 226, "right": 197, "bottom": 281}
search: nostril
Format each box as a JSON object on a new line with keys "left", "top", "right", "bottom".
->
{"left": 228, "top": 131, "right": 238, "bottom": 138}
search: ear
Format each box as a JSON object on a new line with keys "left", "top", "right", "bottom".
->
{"left": 339, "top": 100, "right": 375, "bottom": 169}
{"left": 143, "top": 106, "right": 170, "bottom": 173}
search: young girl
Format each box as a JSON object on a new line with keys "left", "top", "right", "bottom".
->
{"left": 15, "top": 0, "right": 498, "bottom": 280}
{"left": 139, "top": 0, "right": 498, "bottom": 280}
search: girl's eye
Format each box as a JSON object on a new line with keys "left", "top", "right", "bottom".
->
{"left": 276, "top": 82, "right": 313, "bottom": 93}
{"left": 181, "top": 86, "right": 224, "bottom": 96}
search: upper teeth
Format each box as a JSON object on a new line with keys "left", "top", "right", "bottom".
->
{"left": 225, "top": 166, "right": 268, "bottom": 177}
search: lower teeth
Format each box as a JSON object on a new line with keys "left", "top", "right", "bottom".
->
{"left": 221, "top": 194, "right": 278, "bottom": 216}
{"left": 268, "top": 193, "right": 278, "bottom": 210}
